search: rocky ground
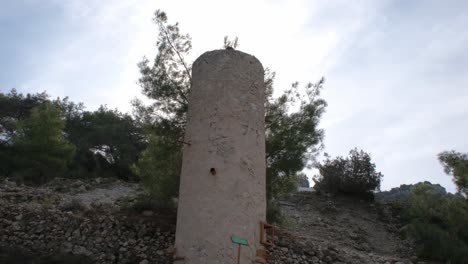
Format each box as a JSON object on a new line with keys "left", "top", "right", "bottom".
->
{"left": 266, "top": 192, "right": 433, "bottom": 264}
{"left": 0, "top": 178, "right": 174, "bottom": 264}
{"left": 0, "top": 179, "right": 434, "bottom": 264}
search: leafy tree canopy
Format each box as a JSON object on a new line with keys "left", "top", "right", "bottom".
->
{"left": 59, "top": 100, "right": 146, "bottom": 180}
{"left": 438, "top": 150, "right": 468, "bottom": 197}
{"left": 0, "top": 90, "right": 145, "bottom": 182}
{"left": 11, "top": 102, "right": 76, "bottom": 184}
{"left": 0, "top": 89, "right": 49, "bottom": 145}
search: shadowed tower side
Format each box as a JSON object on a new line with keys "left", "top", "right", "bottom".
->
{"left": 174, "top": 49, "right": 266, "bottom": 263}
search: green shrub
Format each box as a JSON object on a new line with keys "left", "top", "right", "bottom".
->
{"left": 403, "top": 183, "right": 468, "bottom": 263}
{"left": 266, "top": 199, "right": 284, "bottom": 224}
{"left": 131, "top": 135, "right": 181, "bottom": 213}
{"left": 408, "top": 221, "right": 468, "bottom": 263}
{"left": 314, "top": 148, "right": 382, "bottom": 198}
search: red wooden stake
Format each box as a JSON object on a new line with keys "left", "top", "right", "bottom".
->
{"left": 237, "top": 243, "right": 241, "bottom": 264}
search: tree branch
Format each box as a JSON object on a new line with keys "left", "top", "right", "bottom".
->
{"left": 159, "top": 22, "right": 192, "bottom": 84}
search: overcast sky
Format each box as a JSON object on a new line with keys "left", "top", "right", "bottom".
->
{"left": 1, "top": 0, "right": 467, "bottom": 192}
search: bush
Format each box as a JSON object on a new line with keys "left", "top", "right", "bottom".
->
{"left": 408, "top": 221, "right": 468, "bottom": 263}
{"left": 314, "top": 148, "right": 382, "bottom": 198}
{"left": 266, "top": 199, "right": 284, "bottom": 224}
{"left": 402, "top": 183, "right": 468, "bottom": 263}
{"left": 131, "top": 135, "right": 181, "bottom": 212}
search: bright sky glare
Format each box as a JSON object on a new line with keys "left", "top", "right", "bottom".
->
{"left": 2, "top": 0, "right": 467, "bottom": 192}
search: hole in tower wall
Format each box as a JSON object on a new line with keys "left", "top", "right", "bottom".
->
{"left": 210, "top": 168, "right": 216, "bottom": 175}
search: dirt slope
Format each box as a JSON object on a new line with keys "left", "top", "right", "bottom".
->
{"left": 268, "top": 192, "right": 428, "bottom": 264}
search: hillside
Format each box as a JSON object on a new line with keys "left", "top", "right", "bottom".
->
{"left": 1, "top": 178, "right": 433, "bottom": 264}
{"left": 267, "top": 192, "right": 429, "bottom": 264}
{"left": 0, "top": 178, "right": 174, "bottom": 264}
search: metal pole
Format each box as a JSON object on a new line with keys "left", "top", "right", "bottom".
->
{"left": 237, "top": 244, "right": 241, "bottom": 264}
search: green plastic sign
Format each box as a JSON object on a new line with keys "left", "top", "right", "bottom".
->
{"left": 231, "top": 236, "right": 249, "bottom": 246}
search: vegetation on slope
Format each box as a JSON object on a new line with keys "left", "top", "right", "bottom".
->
{"left": 314, "top": 148, "right": 383, "bottom": 199}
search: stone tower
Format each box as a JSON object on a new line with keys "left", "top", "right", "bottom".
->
{"left": 174, "top": 49, "right": 266, "bottom": 263}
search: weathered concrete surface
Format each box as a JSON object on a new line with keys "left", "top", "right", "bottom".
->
{"left": 175, "top": 49, "right": 266, "bottom": 264}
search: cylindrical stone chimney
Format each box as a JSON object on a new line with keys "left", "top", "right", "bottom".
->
{"left": 174, "top": 49, "right": 266, "bottom": 264}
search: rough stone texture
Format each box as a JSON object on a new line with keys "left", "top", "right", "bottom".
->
{"left": 175, "top": 49, "right": 266, "bottom": 264}
{"left": 0, "top": 179, "right": 175, "bottom": 264}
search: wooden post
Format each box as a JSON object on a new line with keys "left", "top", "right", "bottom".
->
{"left": 237, "top": 244, "right": 241, "bottom": 264}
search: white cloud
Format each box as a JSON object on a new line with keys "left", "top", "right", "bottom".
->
{"left": 7, "top": 0, "right": 468, "bottom": 192}
{"left": 18, "top": 0, "right": 386, "bottom": 110}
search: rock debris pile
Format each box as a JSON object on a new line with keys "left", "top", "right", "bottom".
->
{"left": 0, "top": 179, "right": 174, "bottom": 264}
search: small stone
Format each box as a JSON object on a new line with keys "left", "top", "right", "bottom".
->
{"left": 62, "top": 242, "right": 73, "bottom": 252}
{"left": 166, "top": 245, "right": 175, "bottom": 254}
{"left": 139, "top": 260, "right": 149, "bottom": 264}
{"left": 255, "top": 256, "right": 266, "bottom": 263}
{"left": 72, "top": 245, "right": 92, "bottom": 256}
{"left": 142, "top": 210, "right": 154, "bottom": 217}
{"left": 5, "top": 180, "right": 17, "bottom": 188}
{"left": 311, "top": 256, "right": 320, "bottom": 263}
